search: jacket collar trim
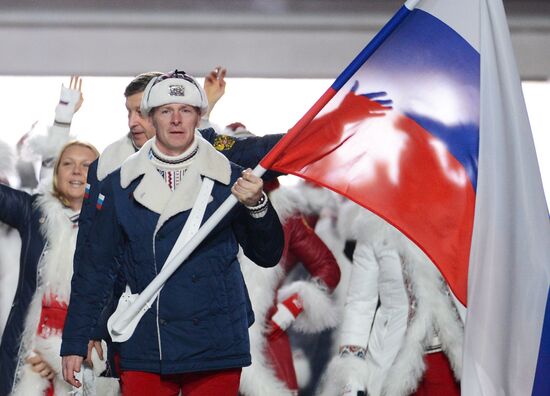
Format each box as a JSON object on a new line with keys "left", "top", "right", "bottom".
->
{"left": 119, "top": 133, "right": 231, "bottom": 227}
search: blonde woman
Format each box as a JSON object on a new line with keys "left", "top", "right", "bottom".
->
{"left": 0, "top": 141, "right": 100, "bottom": 396}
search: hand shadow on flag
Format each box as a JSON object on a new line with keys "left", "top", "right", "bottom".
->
{"left": 277, "top": 81, "right": 393, "bottom": 169}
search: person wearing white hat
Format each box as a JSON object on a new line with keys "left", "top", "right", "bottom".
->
{"left": 60, "top": 70, "right": 285, "bottom": 396}
{"left": 76, "top": 68, "right": 283, "bottom": 374}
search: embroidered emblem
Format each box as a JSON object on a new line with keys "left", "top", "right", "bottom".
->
{"left": 84, "top": 183, "right": 91, "bottom": 199}
{"left": 213, "top": 135, "right": 236, "bottom": 151}
{"left": 96, "top": 193, "right": 105, "bottom": 210}
{"left": 339, "top": 345, "right": 366, "bottom": 359}
{"left": 169, "top": 85, "right": 185, "bottom": 96}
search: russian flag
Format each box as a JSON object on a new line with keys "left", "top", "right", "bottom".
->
{"left": 96, "top": 193, "right": 105, "bottom": 210}
{"left": 84, "top": 183, "right": 91, "bottom": 199}
{"left": 260, "top": 0, "right": 550, "bottom": 394}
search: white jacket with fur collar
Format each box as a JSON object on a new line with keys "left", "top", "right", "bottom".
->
{"left": 322, "top": 203, "right": 463, "bottom": 396}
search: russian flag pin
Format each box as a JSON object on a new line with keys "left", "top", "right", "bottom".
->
{"left": 96, "top": 193, "right": 105, "bottom": 210}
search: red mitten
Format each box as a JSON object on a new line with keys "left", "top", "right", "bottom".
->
{"left": 268, "top": 293, "right": 303, "bottom": 338}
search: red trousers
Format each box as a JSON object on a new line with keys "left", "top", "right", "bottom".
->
{"left": 120, "top": 368, "right": 242, "bottom": 396}
{"left": 412, "top": 352, "right": 460, "bottom": 396}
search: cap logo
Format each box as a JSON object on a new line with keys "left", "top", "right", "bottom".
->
{"left": 169, "top": 85, "right": 185, "bottom": 96}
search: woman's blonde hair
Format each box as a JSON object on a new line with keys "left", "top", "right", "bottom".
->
{"left": 52, "top": 140, "right": 99, "bottom": 206}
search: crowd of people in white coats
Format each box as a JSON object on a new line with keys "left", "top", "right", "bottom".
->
{"left": 0, "top": 69, "right": 466, "bottom": 396}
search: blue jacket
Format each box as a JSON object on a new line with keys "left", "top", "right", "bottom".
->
{"left": 79, "top": 129, "right": 282, "bottom": 341}
{"left": 0, "top": 186, "right": 47, "bottom": 396}
{"left": 78, "top": 128, "right": 282, "bottom": 259}
{"left": 61, "top": 137, "right": 284, "bottom": 374}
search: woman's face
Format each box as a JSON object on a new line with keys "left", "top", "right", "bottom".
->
{"left": 56, "top": 145, "right": 96, "bottom": 210}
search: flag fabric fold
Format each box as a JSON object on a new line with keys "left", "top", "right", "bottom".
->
{"left": 463, "top": 0, "right": 550, "bottom": 394}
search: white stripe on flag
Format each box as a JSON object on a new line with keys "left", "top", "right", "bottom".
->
{"left": 417, "top": 0, "right": 480, "bottom": 52}
{"left": 462, "top": 0, "right": 550, "bottom": 395}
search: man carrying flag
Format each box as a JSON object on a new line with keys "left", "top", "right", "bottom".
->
{"left": 60, "top": 70, "right": 285, "bottom": 395}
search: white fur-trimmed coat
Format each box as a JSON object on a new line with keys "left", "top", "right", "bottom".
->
{"left": 96, "top": 135, "right": 135, "bottom": 182}
{"left": 11, "top": 192, "right": 78, "bottom": 395}
{"left": 321, "top": 203, "right": 464, "bottom": 396}
{"left": 10, "top": 193, "right": 117, "bottom": 396}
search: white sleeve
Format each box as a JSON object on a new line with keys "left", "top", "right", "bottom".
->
{"left": 26, "top": 84, "right": 79, "bottom": 182}
{"left": 339, "top": 241, "right": 380, "bottom": 348}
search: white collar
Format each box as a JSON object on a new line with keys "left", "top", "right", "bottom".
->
{"left": 118, "top": 132, "right": 231, "bottom": 230}
{"left": 120, "top": 132, "right": 230, "bottom": 188}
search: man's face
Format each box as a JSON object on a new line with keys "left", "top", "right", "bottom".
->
{"left": 125, "top": 92, "right": 156, "bottom": 148}
{"left": 151, "top": 104, "right": 200, "bottom": 156}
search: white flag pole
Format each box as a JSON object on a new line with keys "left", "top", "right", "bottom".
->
{"left": 110, "top": 164, "right": 267, "bottom": 336}
{"left": 404, "top": 0, "right": 421, "bottom": 11}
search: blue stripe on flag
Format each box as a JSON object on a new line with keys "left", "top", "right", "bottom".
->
{"left": 405, "top": 113, "right": 479, "bottom": 190}
{"left": 532, "top": 287, "right": 550, "bottom": 395}
{"left": 344, "top": 9, "right": 480, "bottom": 192}
{"left": 332, "top": 5, "right": 411, "bottom": 91}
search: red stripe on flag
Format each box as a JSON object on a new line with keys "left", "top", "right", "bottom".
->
{"left": 260, "top": 87, "right": 339, "bottom": 169}
{"left": 266, "top": 108, "right": 474, "bottom": 304}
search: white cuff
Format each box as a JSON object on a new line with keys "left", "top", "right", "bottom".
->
{"left": 271, "top": 303, "right": 296, "bottom": 331}
{"left": 246, "top": 191, "right": 269, "bottom": 219}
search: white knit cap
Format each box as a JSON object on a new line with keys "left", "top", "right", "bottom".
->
{"left": 140, "top": 70, "right": 208, "bottom": 116}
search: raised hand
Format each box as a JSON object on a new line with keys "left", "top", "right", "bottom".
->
{"left": 55, "top": 75, "right": 84, "bottom": 125}
{"left": 203, "top": 66, "right": 227, "bottom": 118}
{"left": 68, "top": 75, "right": 84, "bottom": 113}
